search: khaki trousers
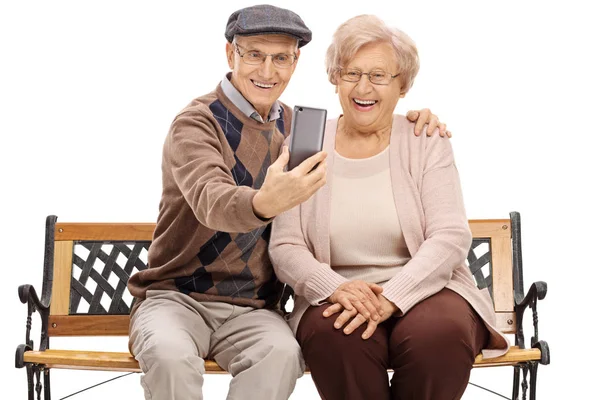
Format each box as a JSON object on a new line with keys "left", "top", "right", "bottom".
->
{"left": 129, "top": 290, "right": 304, "bottom": 400}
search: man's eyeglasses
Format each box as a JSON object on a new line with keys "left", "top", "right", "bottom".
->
{"left": 235, "top": 44, "right": 297, "bottom": 68}
{"left": 339, "top": 68, "right": 401, "bottom": 85}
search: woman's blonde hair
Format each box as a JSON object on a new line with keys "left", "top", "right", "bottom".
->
{"left": 325, "top": 15, "right": 420, "bottom": 95}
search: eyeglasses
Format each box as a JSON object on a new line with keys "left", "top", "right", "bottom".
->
{"left": 339, "top": 68, "right": 401, "bottom": 85}
{"left": 235, "top": 44, "right": 297, "bottom": 68}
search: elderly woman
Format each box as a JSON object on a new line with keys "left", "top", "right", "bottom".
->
{"left": 269, "top": 15, "right": 510, "bottom": 400}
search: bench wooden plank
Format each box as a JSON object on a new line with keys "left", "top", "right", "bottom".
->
{"left": 49, "top": 315, "right": 130, "bottom": 336}
{"left": 467, "top": 220, "right": 510, "bottom": 239}
{"left": 49, "top": 312, "right": 519, "bottom": 337}
{"left": 492, "top": 236, "right": 514, "bottom": 312}
{"left": 55, "top": 220, "right": 509, "bottom": 243}
{"left": 495, "top": 312, "right": 517, "bottom": 334}
{"left": 55, "top": 223, "right": 155, "bottom": 241}
{"left": 50, "top": 241, "right": 73, "bottom": 316}
{"left": 22, "top": 347, "right": 541, "bottom": 373}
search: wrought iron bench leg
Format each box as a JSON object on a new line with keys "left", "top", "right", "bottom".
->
{"left": 521, "top": 365, "right": 529, "bottom": 399}
{"left": 44, "top": 369, "right": 52, "bottom": 400}
{"left": 35, "top": 367, "right": 42, "bottom": 400}
{"left": 512, "top": 365, "right": 521, "bottom": 400}
{"left": 528, "top": 362, "right": 538, "bottom": 400}
{"left": 28, "top": 365, "right": 51, "bottom": 400}
{"left": 512, "top": 364, "right": 534, "bottom": 400}
{"left": 26, "top": 365, "right": 34, "bottom": 400}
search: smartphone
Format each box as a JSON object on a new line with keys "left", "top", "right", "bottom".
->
{"left": 287, "top": 106, "right": 327, "bottom": 171}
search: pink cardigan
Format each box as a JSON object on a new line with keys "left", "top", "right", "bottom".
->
{"left": 269, "top": 115, "right": 510, "bottom": 358}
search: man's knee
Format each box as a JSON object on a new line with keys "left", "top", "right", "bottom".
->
{"left": 136, "top": 337, "right": 203, "bottom": 374}
{"left": 228, "top": 334, "right": 304, "bottom": 379}
{"left": 268, "top": 335, "right": 302, "bottom": 360}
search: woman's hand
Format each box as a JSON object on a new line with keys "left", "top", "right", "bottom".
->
{"left": 325, "top": 280, "right": 384, "bottom": 322}
{"left": 324, "top": 294, "right": 400, "bottom": 340}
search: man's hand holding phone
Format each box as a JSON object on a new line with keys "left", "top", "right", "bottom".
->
{"left": 252, "top": 146, "right": 327, "bottom": 219}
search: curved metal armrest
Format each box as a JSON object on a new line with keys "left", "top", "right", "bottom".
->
{"left": 515, "top": 281, "right": 547, "bottom": 310}
{"left": 514, "top": 281, "right": 550, "bottom": 365}
{"left": 18, "top": 284, "right": 50, "bottom": 311}
{"left": 15, "top": 284, "right": 51, "bottom": 369}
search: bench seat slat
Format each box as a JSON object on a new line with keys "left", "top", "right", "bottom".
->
{"left": 23, "top": 347, "right": 540, "bottom": 373}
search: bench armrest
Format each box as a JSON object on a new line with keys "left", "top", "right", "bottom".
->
{"left": 514, "top": 281, "right": 550, "bottom": 365}
{"left": 19, "top": 284, "right": 50, "bottom": 311}
{"left": 15, "top": 284, "right": 50, "bottom": 368}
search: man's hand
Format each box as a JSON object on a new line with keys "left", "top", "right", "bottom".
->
{"left": 252, "top": 146, "right": 327, "bottom": 219}
{"left": 407, "top": 108, "right": 451, "bottom": 138}
{"left": 324, "top": 294, "right": 399, "bottom": 340}
{"left": 323, "top": 280, "right": 384, "bottom": 324}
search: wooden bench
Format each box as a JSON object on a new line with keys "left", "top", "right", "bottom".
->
{"left": 15, "top": 212, "right": 550, "bottom": 400}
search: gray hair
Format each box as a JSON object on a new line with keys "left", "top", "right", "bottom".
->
{"left": 325, "top": 15, "right": 420, "bottom": 95}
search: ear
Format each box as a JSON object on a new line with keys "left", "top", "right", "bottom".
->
{"left": 333, "top": 74, "right": 340, "bottom": 93}
{"left": 288, "top": 48, "right": 301, "bottom": 75}
{"left": 226, "top": 42, "right": 235, "bottom": 70}
{"left": 398, "top": 81, "right": 406, "bottom": 98}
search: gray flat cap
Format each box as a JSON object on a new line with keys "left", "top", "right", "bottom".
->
{"left": 225, "top": 4, "right": 312, "bottom": 47}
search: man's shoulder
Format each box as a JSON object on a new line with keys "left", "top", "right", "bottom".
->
{"left": 164, "top": 90, "right": 226, "bottom": 144}
{"left": 175, "top": 90, "right": 220, "bottom": 120}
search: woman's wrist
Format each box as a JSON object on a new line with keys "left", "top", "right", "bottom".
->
{"left": 381, "top": 295, "right": 399, "bottom": 315}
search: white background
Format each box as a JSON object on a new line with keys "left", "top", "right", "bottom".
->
{"left": 2, "top": 0, "right": 599, "bottom": 399}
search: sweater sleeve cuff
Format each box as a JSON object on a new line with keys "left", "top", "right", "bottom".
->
{"left": 303, "top": 266, "right": 349, "bottom": 306}
{"left": 238, "top": 188, "right": 274, "bottom": 229}
{"left": 381, "top": 273, "right": 427, "bottom": 315}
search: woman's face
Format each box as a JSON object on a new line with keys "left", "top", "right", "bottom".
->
{"left": 337, "top": 42, "right": 404, "bottom": 132}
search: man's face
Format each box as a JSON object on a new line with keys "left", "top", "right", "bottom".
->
{"left": 227, "top": 34, "right": 300, "bottom": 119}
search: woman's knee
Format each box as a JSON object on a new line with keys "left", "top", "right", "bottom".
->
{"left": 298, "top": 306, "right": 389, "bottom": 369}
{"left": 299, "top": 306, "right": 362, "bottom": 351}
{"left": 390, "top": 297, "right": 486, "bottom": 369}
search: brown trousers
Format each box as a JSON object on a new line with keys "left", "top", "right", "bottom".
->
{"left": 296, "top": 288, "right": 488, "bottom": 400}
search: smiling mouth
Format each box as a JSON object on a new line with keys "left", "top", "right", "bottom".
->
{"left": 353, "top": 98, "right": 378, "bottom": 108}
{"left": 252, "top": 79, "right": 277, "bottom": 89}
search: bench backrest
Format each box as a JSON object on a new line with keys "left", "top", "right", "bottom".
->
{"left": 40, "top": 213, "right": 524, "bottom": 337}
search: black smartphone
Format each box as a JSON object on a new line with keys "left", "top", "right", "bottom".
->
{"left": 287, "top": 106, "right": 327, "bottom": 171}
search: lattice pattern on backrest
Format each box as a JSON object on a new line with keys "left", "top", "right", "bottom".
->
{"left": 66, "top": 235, "right": 496, "bottom": 315}
{"left": 70, "top": 241, "right": 150, "bottom": 315}
{"left": 466, "top": 238, "right": 493, "bottom": 299}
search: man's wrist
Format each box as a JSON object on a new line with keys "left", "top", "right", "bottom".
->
{"left": 252, "top": 191, "right": 272, "bottom": 219}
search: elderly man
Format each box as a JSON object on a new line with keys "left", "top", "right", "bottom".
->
{"left": 127, "top": 4, "right": 448, "bottom": 400}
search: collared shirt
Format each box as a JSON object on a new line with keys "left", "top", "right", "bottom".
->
{"left": 220, "top": 73, "right": 281, "bottom": 123}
